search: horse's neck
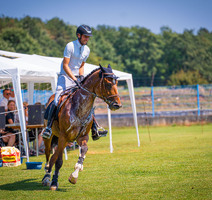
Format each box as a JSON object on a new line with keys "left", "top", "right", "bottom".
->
{"left": 71, "top": 71, "right": 99, "bottom": 119}
{"left": 74, "top": 90, "right": 94, "bottom": 110}
{"left": 72, "top": 89, "right": 95, "bottom": 120}
{"left": 82, "top": 71, "right": 99, "bottom": 94}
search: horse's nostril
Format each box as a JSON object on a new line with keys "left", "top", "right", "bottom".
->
{"left": 113, "top": 104, "right": 122, "bottom": 109}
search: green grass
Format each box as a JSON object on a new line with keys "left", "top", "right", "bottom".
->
{"left": 0, "top": 124, "right": 212, "bottom": 200}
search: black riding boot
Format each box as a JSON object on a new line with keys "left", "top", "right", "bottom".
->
{"left": 42, "top": 103, "right": 57, "bottom": 139}
{"left": 91, "top": 118, "right": 108, "bottom": 141}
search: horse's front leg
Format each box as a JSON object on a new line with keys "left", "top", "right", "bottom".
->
{"left": 50, "top": 146, "right": 64, "bottom": 190}
{"left": 42, "top": 135, "right": 66, "bottom": 188}
{"left": 69, "top": 135, "right": 89, "bottom": 184}
{"left": 43, "top": 134, "right": 53, "bottom": 172}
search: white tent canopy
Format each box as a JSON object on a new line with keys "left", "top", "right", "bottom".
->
{"left": 0, "top": 50, "right": 140, "bottom": 158}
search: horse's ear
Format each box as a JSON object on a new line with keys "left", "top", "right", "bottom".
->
{"left": 99, "top": 64, "right": 104, "bottom": 71}
{"left": 108, "top": 64, "right": 112, "bottom": 69}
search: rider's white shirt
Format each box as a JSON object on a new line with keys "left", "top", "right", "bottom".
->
{"left": 60, "top": 39, "right": 90, "bottom": 76}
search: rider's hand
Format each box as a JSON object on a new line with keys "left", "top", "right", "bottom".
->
{"left": 74, "top": 80, "right": 82, "bottom": 89}
{"left": 79, "top": 75, "right": 84, "bottom": 82}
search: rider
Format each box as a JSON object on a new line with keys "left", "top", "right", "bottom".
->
{"left": 42, "top": 24, "right": 108, "bottom": 140}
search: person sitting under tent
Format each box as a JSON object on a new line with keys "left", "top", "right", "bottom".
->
{"left": 0, "top": 129, "right": 16, "bottom": 147}
{"left": 0, "top": 88, "right": 15, "bottom": 111}
{"left": 0, "top": 100, "right": 17, "bottom": 147}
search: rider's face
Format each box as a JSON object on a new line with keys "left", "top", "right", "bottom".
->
{"left": 78, "top": 34, "right": 90, "bottom": 45}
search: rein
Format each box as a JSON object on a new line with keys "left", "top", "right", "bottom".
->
{"left": 80, "top": 72, "right": 120, "bottom": 106}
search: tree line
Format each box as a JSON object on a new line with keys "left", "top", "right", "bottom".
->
{"left": 0, "top": 16, "right": 212, "bottom": 87}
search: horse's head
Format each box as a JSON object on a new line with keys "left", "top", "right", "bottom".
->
{"left": 96, "top": 64, "right": 122, "bottom": 111}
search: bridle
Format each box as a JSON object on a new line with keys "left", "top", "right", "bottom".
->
{"left": 80, "top": 71, "right": 120, "bottom": 107}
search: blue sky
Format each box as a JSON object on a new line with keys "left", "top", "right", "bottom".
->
{"left": 1, "top": 0, "right": 211, "bottom": 34}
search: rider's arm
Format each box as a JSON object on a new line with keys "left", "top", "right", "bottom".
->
{"left": 79, "top": 62, "right": 85, "bottom": 76}
{"left": 63, "top": 57, "right": 77, "bottom": 81}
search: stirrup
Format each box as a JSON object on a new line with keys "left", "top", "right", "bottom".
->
{"left": 97, "top": 126, "right": 108, "bottom": 137}
{"left": 42, "top": 127, "right": 52, "bottom": 139}
{"left": 92, "top": 126, "right": 108, "bottom": 141}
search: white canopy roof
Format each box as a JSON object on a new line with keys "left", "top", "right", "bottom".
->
{"left": 0, "top": 50, "right": 140, "bottom": 159}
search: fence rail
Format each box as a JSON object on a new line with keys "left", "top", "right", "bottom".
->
{"left": 0, "top": 84, "right": 212, "bottom": 117}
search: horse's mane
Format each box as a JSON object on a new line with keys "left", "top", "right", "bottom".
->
{"left": 81, "top": 67, "right": 100, "bottom": 84}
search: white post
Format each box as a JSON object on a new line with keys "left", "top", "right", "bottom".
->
{"left": 64, "top": 148, "right": 68, "bottom": 160}
{"left": 107, "top": 106, "right": 113, "bottom": 153}
{"left": 126, "top": 77, "right": 140, "bottom": 147}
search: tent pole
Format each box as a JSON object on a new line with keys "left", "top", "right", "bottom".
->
{"left": 51, "top": 76, "right": 57, "bottom": 93}
{"left": 28, "top": 82, "right": 34, "bottom": 105}
{"left": 12, "top": 72, "right": 29, "bottom": 162}
{"left": 126, "top": 77, "right": 140, "bottom": 147}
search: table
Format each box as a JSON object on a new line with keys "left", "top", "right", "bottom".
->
{"left": 5, "top": 123, "right": 44, "bottom": 157}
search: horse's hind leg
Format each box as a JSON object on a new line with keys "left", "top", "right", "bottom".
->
{"left": 41, "top": 134, "right": 53, "bottom": 186}
{"left": 43, "top": 134, "right": 53, "bottom": 172}
{"left": 42, "top": 137, "right": 53, "bottom": 187}
{"left": 69, "top": 136, "right": 88, "bottom": 184}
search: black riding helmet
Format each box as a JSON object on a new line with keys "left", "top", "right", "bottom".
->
{"left": 76, "top": 25, "right": 93, "bottom": 37}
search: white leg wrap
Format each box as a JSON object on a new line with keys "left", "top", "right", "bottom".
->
{"left": 72, "top": 168, "right": 79, "bottom": 179}
{"left": 42, "top": 172, "right": 52, "bottom": 187}
{"left": 74, "top": 163, "right": 83, "bottom": 171}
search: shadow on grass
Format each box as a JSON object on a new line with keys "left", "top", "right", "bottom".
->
{"left": 0, "top": 179, "right": 67, "bottom": 192}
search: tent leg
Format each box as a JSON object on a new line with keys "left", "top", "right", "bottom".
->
{"left": 12, "top": 73, "right": 29, "bottom": 162}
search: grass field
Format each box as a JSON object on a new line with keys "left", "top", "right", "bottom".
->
{"left": 0, "top": 124, "right": 212, "bottom": 200}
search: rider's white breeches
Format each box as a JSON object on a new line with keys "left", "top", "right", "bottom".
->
{"left": 54, "top": 75, "right": 75, "bottom": 105}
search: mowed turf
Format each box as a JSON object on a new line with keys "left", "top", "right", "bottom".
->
{"left": 0, "top": 124, "right": 211, "bottom": 200}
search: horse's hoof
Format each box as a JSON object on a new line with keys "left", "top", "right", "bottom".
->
{"left": 68, "top": 173, "right": 78, "bottom": 184}
{"left": 50, "top": 185, "right": 58, "bottom": 191}
{"left": 50, "top": 183, "right": 59, "bottom": 191}
{"left": 42, "top": 173, "right": 51, "bottom": 187}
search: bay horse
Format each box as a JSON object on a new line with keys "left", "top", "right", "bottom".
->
{"left": 42, "top": 64, "right": 122, "bottom": 190}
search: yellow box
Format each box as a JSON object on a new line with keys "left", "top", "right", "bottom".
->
{"left": 1, "top": 147, "right": 21, "bottom": 167}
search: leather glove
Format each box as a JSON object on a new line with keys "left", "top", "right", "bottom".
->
{"left": 74, "top": 80, "right": 82, "bottom": 89}
{"left": 79, "top": 75, "right": 84, "bottom": 82}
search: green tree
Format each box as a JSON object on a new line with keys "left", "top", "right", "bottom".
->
{"left": 115, "top": 26, "right": 163, "bottom": 86}
{"left": 0, "top": 27, "right": 41, "bottom": 54}
{"left": 20, "top": 16, "right": 43, "bottom": 39}
{"left": 168, "top": 70, "right": 208, "bottom": 85}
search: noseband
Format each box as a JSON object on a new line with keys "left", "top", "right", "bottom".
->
{"left": 80, "top": 72, "right": 119, "bottom": 106}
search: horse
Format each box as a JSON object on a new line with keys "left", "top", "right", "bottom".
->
{"left": 41, "top": 64, "right": 122, "bottom": 190}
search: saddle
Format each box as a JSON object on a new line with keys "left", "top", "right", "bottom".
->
{"left": 44, "top": 87, "right": 77, "bottom": 121}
